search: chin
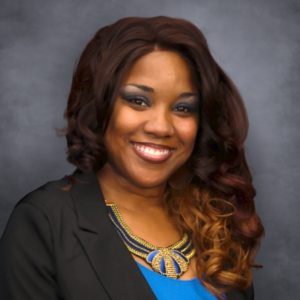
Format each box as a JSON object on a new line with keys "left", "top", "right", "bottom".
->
{"left": 132, "top": 177, "right": 167, "bottom": 189}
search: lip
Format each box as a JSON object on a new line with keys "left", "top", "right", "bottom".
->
{"left": 131, "top": 142, "right": 176, "bottom": 150}
{"left": 131, "top": 142, "right": 175, "bottom": 163}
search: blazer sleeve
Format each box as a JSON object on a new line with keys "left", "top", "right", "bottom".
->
{"left": 0, "top": 201, "right": 59, "bottom": 300}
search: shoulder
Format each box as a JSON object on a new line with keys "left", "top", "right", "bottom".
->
{"left": 15, "top": 175, "right": 73, "bottom": 215}
{"left": 2, "top": 174, "right": 80, "bottom": 246}
{"left": 226, "top": 282, "right": 254, "bottom": 300}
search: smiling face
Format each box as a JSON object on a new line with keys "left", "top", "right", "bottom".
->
{"left": 103, "top": 50, "right": 199, "bottom": 188}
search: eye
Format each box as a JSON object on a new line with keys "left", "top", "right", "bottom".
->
{"left": 122, "top": 95, "right": 149, "bottom": 107}
{"left": 173, "top": 105, "right": 195, "bottom": 113}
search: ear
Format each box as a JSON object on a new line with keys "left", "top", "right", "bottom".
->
{"left": 168, "top": 163, "right": 194, "bottom": 190}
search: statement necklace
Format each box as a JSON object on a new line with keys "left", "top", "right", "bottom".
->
{"left": 106, "top": 203, "right": 196, "bottom": 279}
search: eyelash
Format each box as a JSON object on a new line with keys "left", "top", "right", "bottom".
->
{"left": 123, "top": 97, "right": 194, "bottom": 113}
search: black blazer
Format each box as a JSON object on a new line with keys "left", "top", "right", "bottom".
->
{"left": 0, "top": 169, "right": 254, "bottom": 300}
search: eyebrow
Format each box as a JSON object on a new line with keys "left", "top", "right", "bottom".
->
{"left": 122, "top": 84, "right": 199, "bottom": 98}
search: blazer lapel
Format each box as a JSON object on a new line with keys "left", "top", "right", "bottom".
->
{"left": 70, "top": 169, "right": 157, "bottom": 300}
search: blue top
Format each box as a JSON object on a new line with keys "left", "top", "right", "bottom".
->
{"left": 136, "top": 261, "right": 221, "bottom": 300}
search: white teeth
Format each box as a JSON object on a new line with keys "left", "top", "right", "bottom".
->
{"left": 133, "top": 144, "right": 170, "bottom": 156}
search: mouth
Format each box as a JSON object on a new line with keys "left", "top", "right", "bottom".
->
{"left": 130, "top": 142, "right": 175, "bottom": 163}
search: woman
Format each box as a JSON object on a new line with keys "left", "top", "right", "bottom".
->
{"left": 0, "top": 16, "right": 264, "bottom": 300}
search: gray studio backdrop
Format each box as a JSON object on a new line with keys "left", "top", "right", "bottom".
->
{"left": 0, "top": 0, "right": 299, "bottom": 299}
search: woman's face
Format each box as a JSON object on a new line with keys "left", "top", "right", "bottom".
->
{"left": 103, "top": 50, "right": 199, "bottom": 188}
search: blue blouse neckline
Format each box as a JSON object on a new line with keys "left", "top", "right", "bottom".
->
{"left": 135, "top": 260, "right": 199, "bottom": 284}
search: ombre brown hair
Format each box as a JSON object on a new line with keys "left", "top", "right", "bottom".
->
{"left": 58, "top": 16, "right": 264, "bottom": 300}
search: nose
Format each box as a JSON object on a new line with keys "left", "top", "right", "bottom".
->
{"left": 143, "top": 106, "right": 175, "bottom": 137}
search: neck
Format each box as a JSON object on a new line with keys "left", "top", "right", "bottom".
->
{"left": 96, "top": 163, "right": 168, "bottom": 212}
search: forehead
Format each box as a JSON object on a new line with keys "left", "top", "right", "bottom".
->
{"left": 121, "top": 51, "right": 197, "bottom": 93}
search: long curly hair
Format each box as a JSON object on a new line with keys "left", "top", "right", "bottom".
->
{"left": 57, "top": 16, "right": 264, "bottom": 300}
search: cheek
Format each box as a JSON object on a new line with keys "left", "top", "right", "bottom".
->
{"left": 175, "top": 119, "right": 198, "bottom": 145}
{"left": 106, "top": 106, "right": 141, "bottom": 142}
{"left": 115, "top": 108, "right": 141, "bottom": 133}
